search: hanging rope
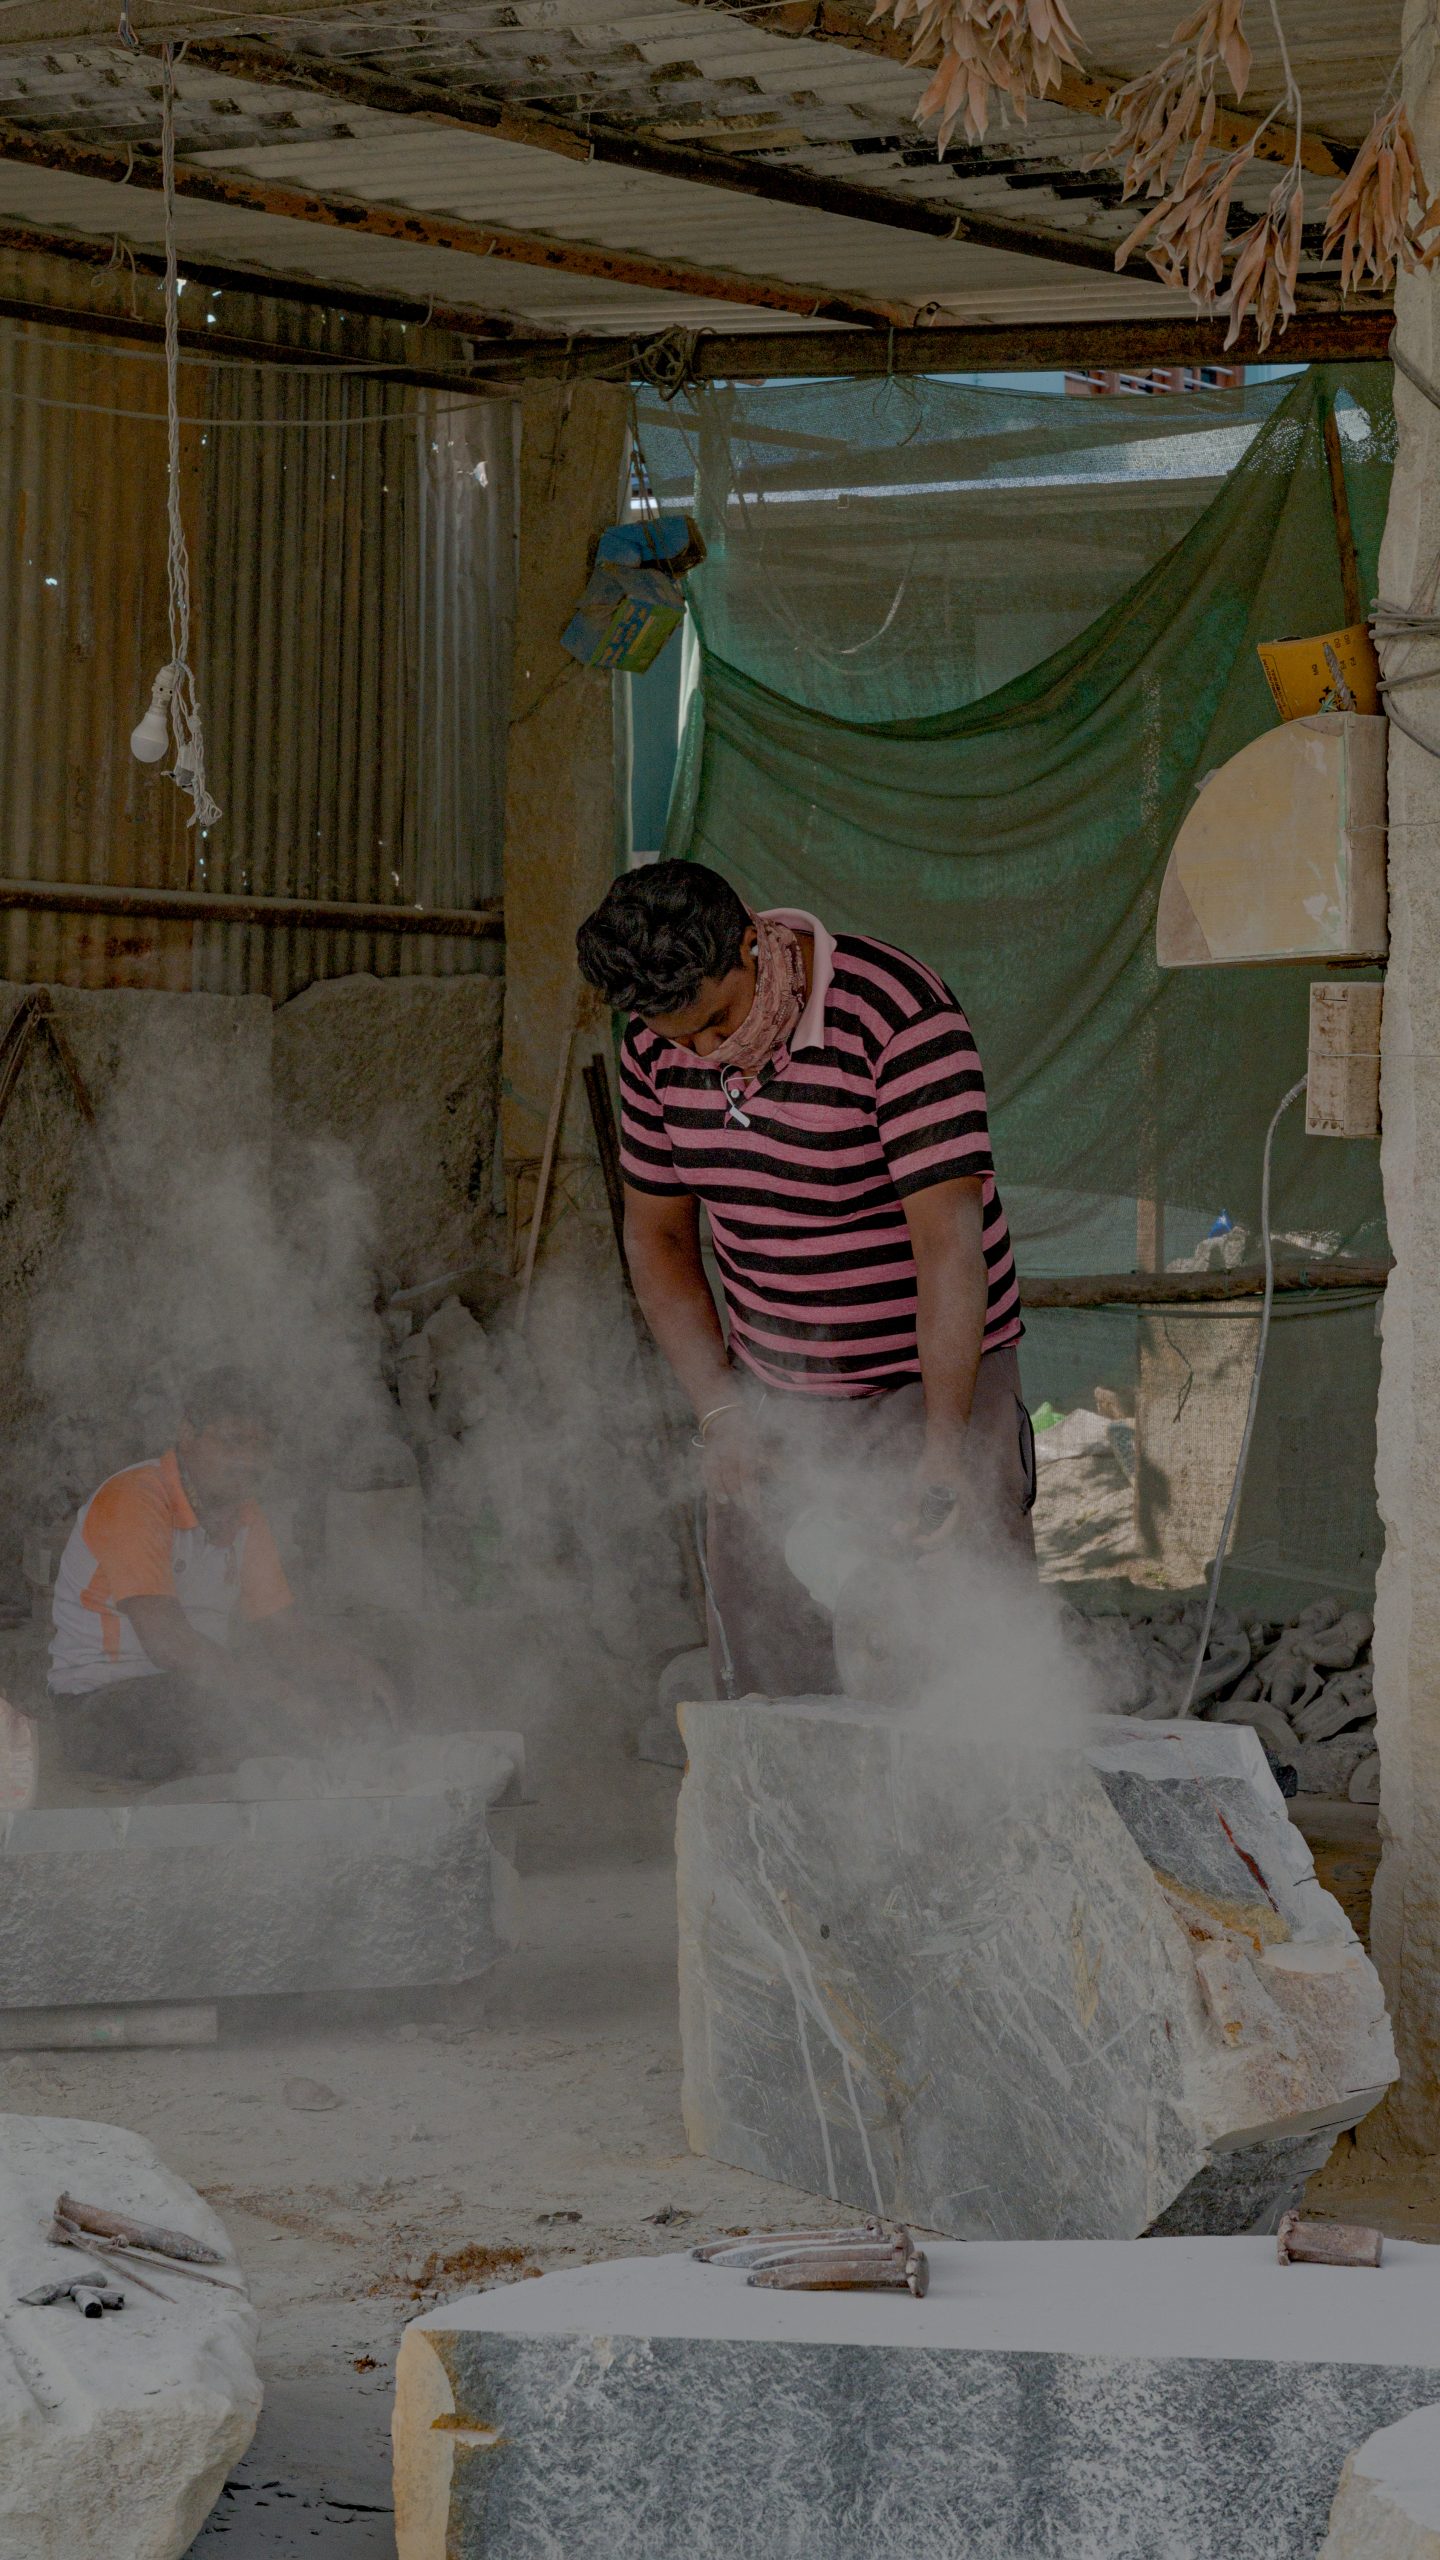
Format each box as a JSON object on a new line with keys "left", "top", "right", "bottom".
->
{"left": 158, "top": 44, "right": 221, "bottom": 830}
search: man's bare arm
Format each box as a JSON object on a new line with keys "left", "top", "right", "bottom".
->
{"left": 901, "top": 1176, "right": 990, "bottom": 1490}
{"left": 623, "top": 1185, "right": 762, "bottom": 1504}
{"left": 624, "top": 1186, "right": 732, "bottom": 1418}
{"left": 120, "top": 1595, "right": 295, "bottom": 1706}
{"left": 256, "top": 1611, "right": 400, "bottom": 1718}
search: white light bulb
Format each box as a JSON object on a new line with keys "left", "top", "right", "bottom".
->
{"left": 130, "top": 704, "right": 169, "bottom": 762}
{"left": 130, "top": 666, "right": 175, "bottom": 765}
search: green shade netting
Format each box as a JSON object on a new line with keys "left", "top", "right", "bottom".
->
{"left": 640, "top": 365, "right": 1393, "bottom": 1280}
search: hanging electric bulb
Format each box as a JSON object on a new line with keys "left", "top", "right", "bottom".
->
{"left": 130, "top": 664, "right": 177, "bottom": 765}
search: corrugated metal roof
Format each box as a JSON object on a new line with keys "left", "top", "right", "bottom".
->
{"left": 0, "top": 0, "right": 1406, "bottom": 342}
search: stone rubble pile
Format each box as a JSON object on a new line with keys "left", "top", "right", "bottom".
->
{"left": 1072, "top": 1597, "right": 1379, "bottom": 1803}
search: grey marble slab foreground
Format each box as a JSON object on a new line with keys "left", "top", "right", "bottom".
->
{"left": 676, "top": 1698, "right": 1394, "bottom": 2240}
{"left": 393, "top": 2238, "right": 1440, "bottom": 2560}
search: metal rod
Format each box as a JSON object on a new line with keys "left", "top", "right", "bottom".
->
{"left": 0, "top": 880, "right": 503, "bottom": 939}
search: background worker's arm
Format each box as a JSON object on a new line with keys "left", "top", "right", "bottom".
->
{"left": 623, "top": 1185, "right": 759, "bottom": 1504}
{"left": 119, "top": 1594, "right": 300, "bottom": 1707}
{"left": 902, "top": 1176, "right": 990, "bottom": 1498}
{"left": 255, "top": 1609, "right": 400, "bottom": 1719}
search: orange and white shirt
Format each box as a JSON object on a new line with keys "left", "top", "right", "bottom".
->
{"left": 48, "top": 1449, "right": 292, "bottom": 1696}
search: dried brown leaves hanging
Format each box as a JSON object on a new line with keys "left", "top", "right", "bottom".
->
{"left": 1322, "top": 101, "right": 1440, "bottom": 294}
{"left": 1100, "top": 0, "right": 1312, "bottom": 351}
{"left": 1101, "top": 1, "right": 1253, "bottom": 201}
{"left": 1222, "top": 166, "right": 1304, "bottom": 347}
{"left": 1115, "top": 137, "right": 1259, "bottom": 303}
{"left": 878, "top": 0, "right": 1085, "bottom": 148}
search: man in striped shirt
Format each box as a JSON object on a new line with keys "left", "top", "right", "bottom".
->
{"left": 577, "top": 861, "right": 1034, "bottom": 1698}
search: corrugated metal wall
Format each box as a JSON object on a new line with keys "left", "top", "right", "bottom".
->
{"left": 0, "top": 257, "right": 515, "bottom": 997}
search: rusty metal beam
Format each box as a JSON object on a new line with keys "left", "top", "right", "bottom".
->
{"left": 181, "top": 36, "right": 1133, "bottom": 282}
{"left": 0, "top": 879, "right": 504, "bottom": 938}
{"left": 0, "top": 217, "right": 548, "bottom": 346}
{"left": 0, "top": 117, "right": 916, "bottom": 329}
{"left": 675, "top": 0, "right": 1354, "bottom": 179}
{"left": 0, "top": 283, "right": 506, "bottom": 394}
{"left": 461, "top": 305, "right": 1394, "bottom": 382}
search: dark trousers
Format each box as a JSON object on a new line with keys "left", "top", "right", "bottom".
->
{"left": 41, "top": 1673, "right": 274, "bottom": 1786}
{"left": 705, "top": 1346, "right": 1036, "bottom": 1701}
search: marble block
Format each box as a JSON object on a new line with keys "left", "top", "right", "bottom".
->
{"left": 1320, "top": 2403, "right": 1440, "bottom": 2557}
{"left": 393, "top": 2236, "right": 1440, "bottom": 2560}
{"left": 678, "top": 1701, "right": 1394, "bottom": 2238}
{"left": 0, "top": 2110, "right": 259, "bottom": 2560}
{"left": 0, "top": 1730, "right": 522, "bottom": 2008}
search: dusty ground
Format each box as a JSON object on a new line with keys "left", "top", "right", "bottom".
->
{"left": 0, "top": 1774, "right": 860, "bottom": 2558}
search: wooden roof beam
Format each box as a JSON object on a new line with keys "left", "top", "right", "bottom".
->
{"left": 181, "top": 36, "right": 1139, "bottom": 282}
{"left": 0, "top": 117, "right": 916, "bottom": 330}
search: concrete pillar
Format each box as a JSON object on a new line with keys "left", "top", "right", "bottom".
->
{"left": 1369, "top": 0, "right": 1440, "bottom": 2148}
{"left": 499, "top": 380, "right": 628, "bottom": 1247}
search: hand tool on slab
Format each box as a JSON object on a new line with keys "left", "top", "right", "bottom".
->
{"left": 694, "top": 2221, "right": 929, "bottom": 2297}
{"left": 50, "top": 2192, "right": 244, "bottom": 2292}
{"left": 19, "top": 2277, "right": 126, "bottom": 2315}
{"left": 1276, "top": 2210, "right": 1383, "bottom": 2266}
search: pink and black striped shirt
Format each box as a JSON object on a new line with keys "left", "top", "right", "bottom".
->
{"left": 619, "top": 908, "right": 1021, "bottom": 1397}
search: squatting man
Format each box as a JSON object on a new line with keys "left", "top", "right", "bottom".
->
{"left": 43, "top": 1365, "right": 398, "bottom": 1783}
{"left": 576, "top": 862, "right": 1036, "bottom": 1697}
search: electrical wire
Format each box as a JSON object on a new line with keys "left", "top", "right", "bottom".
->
{"left": 693, "top": 1490, "right": 737, "bottom": 1699}
{"left": 1177, "top": 1074, "right": 1309, "bottom": 1713}
{"left": 159, "top": 44, "right": 219, "bottom": 832}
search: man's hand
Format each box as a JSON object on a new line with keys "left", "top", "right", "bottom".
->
{"left": 701, "top": 1404, "right": 768, "bottom": 1511}
{"left": 900, "top": 1437, "right": 968, "bottom": 1549}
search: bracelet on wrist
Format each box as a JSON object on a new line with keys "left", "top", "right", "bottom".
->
{"left": 692, "top": 1399, "right": 741, "bottom": 1449}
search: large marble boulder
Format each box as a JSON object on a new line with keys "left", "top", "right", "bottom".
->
{"left": 0, "top": 2112, "right": 259, "bottom": 2560}
{"left": 0, "top": 1730, "right": 522, "bottom": 2009}
{"left": 1320, "top": 2403, "right": 1440, "bottom": 2557}
{"left": 392, "top": 2236, "right": 1440, "bottom": 2560}
{"left": 677, "top": 1699, "right": 1394, "bottom": 2238}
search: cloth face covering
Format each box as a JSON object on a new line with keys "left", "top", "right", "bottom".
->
{"left": 705, "top": 913, "right": 806, "bottom": 1093}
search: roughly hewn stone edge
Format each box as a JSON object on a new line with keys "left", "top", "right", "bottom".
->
{"left": 393, "top": 2325, "right": 457, "bottom": 2559}
{"left": 1320, "top": 2408, "right": 1440, "bottom": 2559}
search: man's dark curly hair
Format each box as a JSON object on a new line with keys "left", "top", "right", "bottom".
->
{"left": 576, "top": 861, "right": 751, "bottom": 1016}
{"left": 181, "top": 1366, "right": 274, "bottom": 1436}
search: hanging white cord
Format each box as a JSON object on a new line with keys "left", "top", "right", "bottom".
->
{"left": 1177, "top": 1075, "right": 1309, "bottom": 1714}
{"left": 159, "top": 44, "right": 221, "bottom": 831}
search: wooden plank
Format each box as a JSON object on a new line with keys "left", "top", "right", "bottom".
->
{"left": 1322, "top": 398, "right": 1366, "bottom": 627}
{"left": 0, "top": 119, "right": 917, "bottom": 330}
{"left": 0, "top": 879, "right": 504, "bottom": 937}
{"left": 1020, "top": 1261, "right": 1391, "bottom": 1309}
